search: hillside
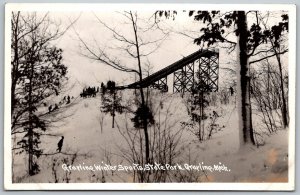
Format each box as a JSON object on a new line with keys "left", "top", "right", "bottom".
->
{"left": 12, "top": 92, "right": 289, "bottom": 183}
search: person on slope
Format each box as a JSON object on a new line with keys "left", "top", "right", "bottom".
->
{"left": 57, "top": 136, "right": 64, "bottom": 153}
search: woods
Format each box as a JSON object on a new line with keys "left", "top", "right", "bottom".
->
{"left": 8, "top": 8, "right": 292, "bottom": 184}
{"left": 11, "top": 12, "right": 69, "bottom": 175}
{"left": 186, "top": 10, "right": 289, "bottom": 147}
{"left": 76, "top": 11, "right": 169, "bottom": 173}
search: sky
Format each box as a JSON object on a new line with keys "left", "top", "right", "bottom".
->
{"left": 36, "top": 10, "right": 288, "bottom": 94}
{"left": 46, "top": 11, "right": 232, "bottom": 91}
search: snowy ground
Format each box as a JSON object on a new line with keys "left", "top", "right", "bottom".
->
{"left": 12, "top": 92, "right": 289, "bottom": 183}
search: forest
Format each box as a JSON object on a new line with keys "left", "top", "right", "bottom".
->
{"left": 10, "top": 10, "right": 290, "bottom": 183}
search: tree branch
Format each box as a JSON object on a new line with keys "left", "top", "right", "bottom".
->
{"left": 249, "top": 49, "right": 288, "bottom": 64}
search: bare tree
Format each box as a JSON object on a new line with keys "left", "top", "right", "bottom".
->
{"left": 51, "top": 152, "right": 78, "bottom": 183}
{"left": 11, "top": 11, "right": 69, "bottom": 176}
{"left": 257, "top": 12, "right": 289, "bottom": 128}
{"left": 183, "top": 10, "right": 289, "bottom": 148}
{"left": 251, "top": 58, "right": 287, "bottom": 134}
{"left": 11, "top": 11, "right": 79, "bottom": 177}
{"left": 98, "top": 113, "right": 106, "bottom": 133}
{"left": 115, "top": 91, "right": 184, "bottom": 182}
{"left": 75, "top": 11, "right": 169, "bottom": 164}
{"left": 11, "top": 12, "right": 79, "bottom": 128}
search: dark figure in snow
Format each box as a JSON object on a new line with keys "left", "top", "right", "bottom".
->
{"left": 56, "top": 136, "right": 64, "bottom": 153}
{"left": 213, "top": 110, "right": 219, "bottom": 117}
{"left": 63, "top": 96, "right": 66, "bottom": 102}
{"left": 66, "top": 96, "right": 71, "bottom": 104}
{"left": 48, "top": 105, "right": 52, "bottom": 113}
{"left": 53, "top": 103, "right": 58, "bottom": 111}
{"left": 229, "top": 86, "right": 234, "bottom": 96}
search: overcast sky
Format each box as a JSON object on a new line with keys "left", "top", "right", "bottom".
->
{"left": 40, "top": 10, "right": 288, "bottom": 94}
{"left": 46, "top": 12, "right": 228, "bottom": 89}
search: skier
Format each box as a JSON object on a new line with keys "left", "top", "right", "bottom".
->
{"left": 48, "top": 105, "right": 52, "bottom": 113}
{"left": 66, "top": 96, "right": 71, "bottom": 104}
{"left": 57, "top": 136, "right": 64, "bottom": 153}
{"left": 213, "top": 110, "right": 219, "bottom": 117}
{"left": 53, "top": 103, "right": 58, "bottom": 111}
{"left": 229, "top": 86, "right": 234, "bottom": 96}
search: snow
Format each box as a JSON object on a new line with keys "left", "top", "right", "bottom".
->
{"left": 12, "top": 91, "right": 289, "bottom": 183}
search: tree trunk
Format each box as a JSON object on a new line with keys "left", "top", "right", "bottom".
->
{"left": 112, "top": 91, "right": 116, "bottom": 128}
{"left": 130, "top": 12, "right": 150, "bottom": 165}
{"left": 11, "top": 11, "right": 20, "bottom": 118}
{"left": 236, "top": 11, "right": 255, "bottom": 147}
{"left": 273, "top": 46, "right": 288, "bottom": 128}
{"left": 28, "top": 60, "right": 34, "bottom": 175}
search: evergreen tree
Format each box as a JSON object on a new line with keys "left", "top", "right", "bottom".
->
{"left": 101, "top": 81, "right": 123, "bottom": 128}
{"left": 11, "top": 12, "right": 68, "bottom": 175}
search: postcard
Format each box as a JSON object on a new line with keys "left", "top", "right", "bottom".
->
{"left": 4, "top": 3, "right": 296, "bottom": 190}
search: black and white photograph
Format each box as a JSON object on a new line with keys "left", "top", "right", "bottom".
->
{"left": 4, "top": 3, "right": 296, "bottom": 190}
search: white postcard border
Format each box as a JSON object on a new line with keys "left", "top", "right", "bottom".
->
{"left": 4, "top": 3, "right": 296, "bottom": 191}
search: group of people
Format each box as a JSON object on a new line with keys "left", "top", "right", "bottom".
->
{"left": 48, "top": 95, "right": 74, "bottom": 113}
{"left": 62, "top": 95, "right": 72, "bottom": 104}
{"left": 80, "top": 86, "right": 99, "bottom": 98}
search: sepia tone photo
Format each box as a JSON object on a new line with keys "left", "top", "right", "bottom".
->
{"left": 4, "top": 4, "right": 296, "bottom": 190}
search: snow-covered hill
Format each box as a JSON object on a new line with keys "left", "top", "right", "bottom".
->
{"left": 12, "top": 92, "right": 289, "bottom": 183}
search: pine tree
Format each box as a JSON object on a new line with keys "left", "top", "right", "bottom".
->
{"left": 11, "top": 12, "right": 68, "bottom": 175}
{"left": 101, "top": 81, "right": 123, "bottom": 128}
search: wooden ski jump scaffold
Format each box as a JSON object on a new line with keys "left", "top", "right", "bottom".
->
{"left": 116, "top": 49, "right": 219, "bottom": 94}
